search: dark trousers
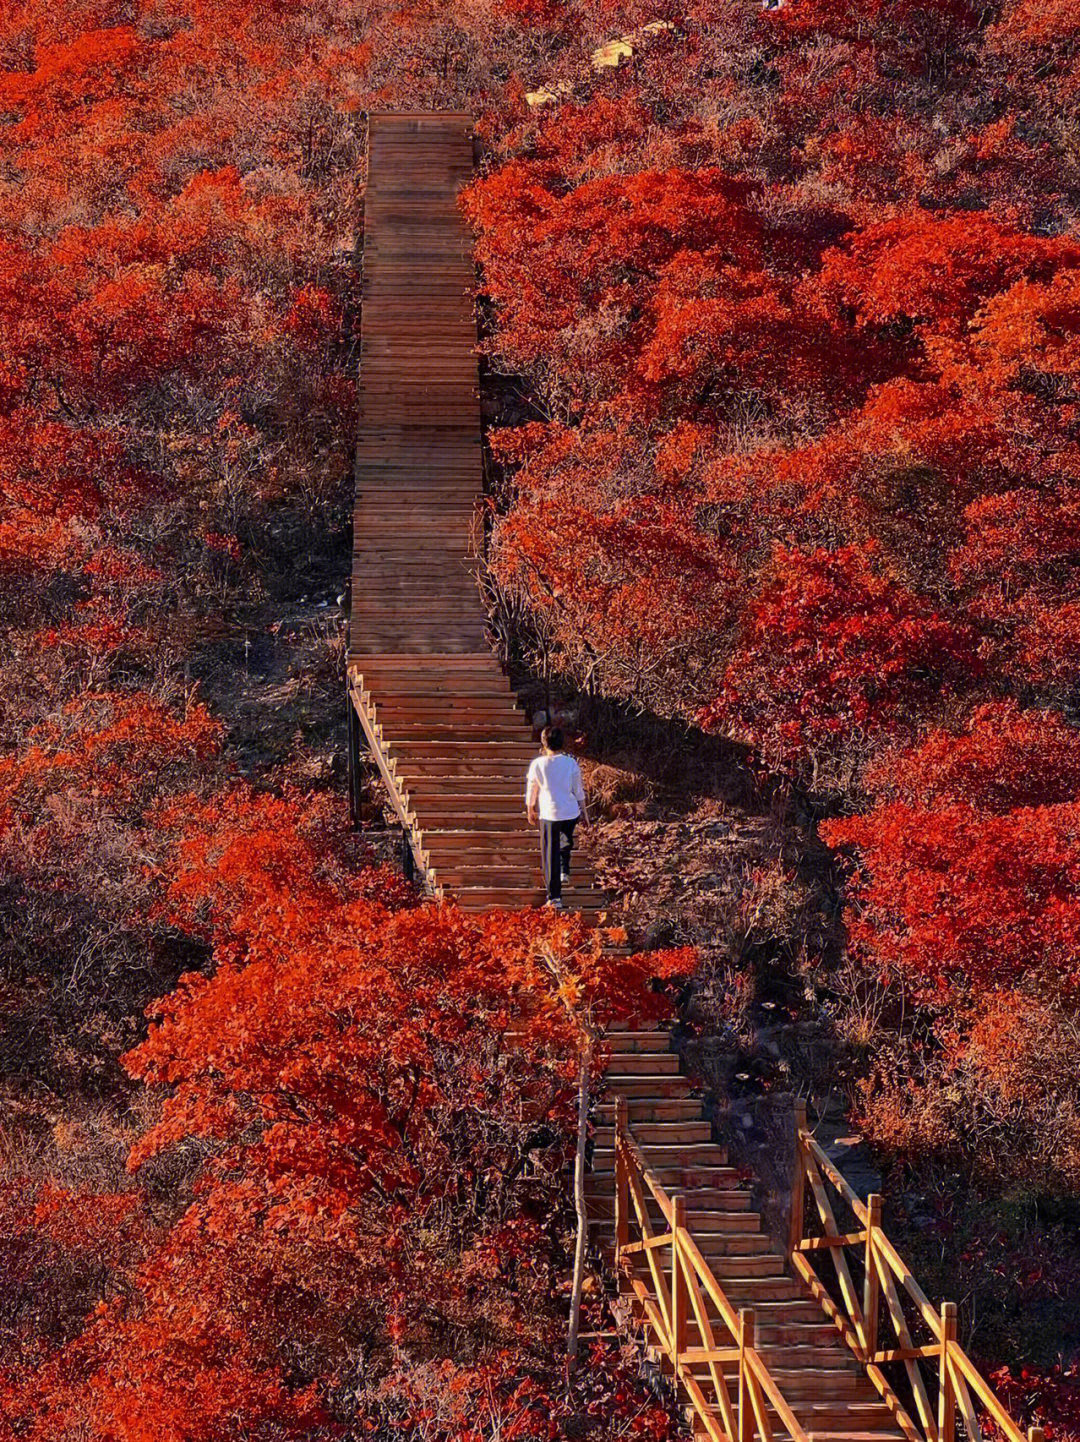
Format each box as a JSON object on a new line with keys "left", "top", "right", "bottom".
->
{"left": 540, "top": 818, "right": 577, "bottom": 900}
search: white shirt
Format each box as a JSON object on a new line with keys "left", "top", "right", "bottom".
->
{"left": 526, "top": 752, "right": 585, "bottom": 822}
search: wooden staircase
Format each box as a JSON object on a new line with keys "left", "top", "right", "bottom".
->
{"left": 590, "top": 1029, "right": 913, "bottom": 1442}
{"left": 349, "top": 112, "right": 1037, "bottom": 1442}
{"left": 347, "top": 111, "right": 601, "bottom": 914}
{"left": 350, "top": 654, "right": 603, "bottom": 912}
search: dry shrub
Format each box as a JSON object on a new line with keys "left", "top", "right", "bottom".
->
{"left": 580, "top": 756, "right": 655, "bottom": 815}
{"left": 816, "top": 956, "right": 894, "bottom": 1054}
{"left": 854, "top": 990, "right": 1080, "bottom": 1193}
{"left": 734, "top": 855, "right": 821, "bottom": 964}
{"left": 688, "top": 955, "right": 756, "bottom": 1039}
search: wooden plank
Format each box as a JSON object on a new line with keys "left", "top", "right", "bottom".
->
{"left": 949, "top": 1348, "right": 1026, "bottom": 1442}
{"left": 801, "top": 1135, "right": 869, "bottom": 1226}
{"left": 682, "top": 1239, "right": 740, "bottom": 1439}
{"left": 624, "top": 1143, "right": 674, "bottom": 1342}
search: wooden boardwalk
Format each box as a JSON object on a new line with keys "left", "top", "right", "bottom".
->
{"left": 346, "top": 112, "right": 601, "bottom": 913}
{"left": 591, "top": 1037, "right": 1040, "bottom": 1442}
{"left": 591, "top": 1038, "right": 912, "bottom": 1442}
{"left": 350, "top": 112, "right": 485, "bottom": 657}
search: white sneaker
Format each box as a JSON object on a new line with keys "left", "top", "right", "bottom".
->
{"left": 545, "top": 898, "right": 564, "bottom": 909}
{"left": 561, "top": 868, "right": 571, "bottom": 883}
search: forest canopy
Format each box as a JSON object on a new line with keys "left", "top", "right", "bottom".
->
{"left": 2, "top": 0, "right": 1080, "bottom": 1436}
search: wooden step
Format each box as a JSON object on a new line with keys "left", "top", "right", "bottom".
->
{"left": 439, "top": 882, "right": 600, "bottom": 905}
{"left": 592, "top": 1122, "right": 713, "bottom": 1147}
{"left": 359, "top": 671, "right": 505, "bottom": 685}
{"left": 599, "top": 1076, "right": 689, "bottom": 1099}
{"left": 598, "top": 1054, "right": 680, "bottom": 1076}
{"left": 406, "top": 796, "right": 531, "bottom": 814}
{"left": 351, "top": 547, "right": 481, "bottom": 562}
{"left": 670, "top": 1274, "right": 799, "bottom": 1303}
{"left": 602, "top": 1031, "right": 675, "bottom": 1054}
{"left": 666, "top": 1349, "right": 866, "bottom": 1381}
{"left": 742, "top": 1298, "right": 846, "bottom": 1327}
{"left": 594, "top": 1206, "right": 759, "bottom": 1232}
{"left": 759, "top": 1405, "right": 903, "bottom": 1431}
{"left": 406, "top": 801, "right": 524, "bottom": 824}
{"left": 354, "top": 653, "right": 498, "bottom": 666}
{"left": 351, "top": 593, "right": 481, "bottom": 605}
{"left": 390, "top": 742, "right": 538, "bottom": 759}
{"left": 407, "top": 799, "right": 531, "bottom": 817}
{"left": 417, "top": 815, "right": 545, "bottom": 834}
{"left": 450, "top": 889, "right": 564, "bottom": 908}
{"left": 420, "top": 826, "right": 546, "bottom": 844}
{"left": 374, "top": 705, "right": 522, "bottom": 723}
{"left": 622, "top": 1228, "right": 773, "bottom": 1257}
{"left": 590, "top": 1150, "right": 732, "bottom": 1179}
{"left": 395, "top": 759, "right": 536, "bottom": 777}
{"left": 594, "top": 1098, "right": 702, "bottom": 1122}
{"left": 684, "top": 1208, "right": 760, "bottom": 1232}
{"left": 380, "top": 725, "right": 528, "bottom": 741}
{"left": 362, "top": 680, "right": 515, "bottom": 698}
{"left": 690, "top": 1247, "right": 786, "bottom": 1275}
{"left": 754, "top": 1323, "right": 845, "bottom": 1349}
{"left": 421, "top": 833, "right": 539, "bottom": 853}
{"left": 588, "top": 1190, "right": 753, "bottom": 1217}
{"left": 624, "top": 1279, "right": 803, "bottom": 1316}
{"left": 431, "top": 867, "right": 545, "bottom": 886}
{"left": 405, "top": 778, "right": 527, "bottom": 794}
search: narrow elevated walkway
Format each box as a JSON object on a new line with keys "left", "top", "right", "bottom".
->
{"left": 347, "top": 113, "right": 600, "bottom": 913}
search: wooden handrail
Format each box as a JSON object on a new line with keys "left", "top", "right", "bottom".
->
{"left": 620, "top": 1123, "right": 675, "bottom": 1223}
{"left": 791, "top": 1107, "right": 1044, "bottom": 1442}
{"left": 679, "top": 1225, "right": 742, "bottom": 1339}
{"left": 613, "top": 1108, "right": 810, "bottom": 1442}
{"left": 349, "top": 686, "right": 429, "bottom": 884}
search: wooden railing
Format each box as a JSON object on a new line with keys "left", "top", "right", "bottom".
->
{"left": 790, "top": 1102, "right": 1042, "bottom": 1442}
{"left": 613, "top": 1099, "right": 810, "bottom": 1442}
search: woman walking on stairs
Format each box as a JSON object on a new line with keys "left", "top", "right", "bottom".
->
{"left": 525, "top": 726, "right": 590, "bottom": 908}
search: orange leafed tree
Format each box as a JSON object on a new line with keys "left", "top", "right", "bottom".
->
{"left": 2, "top": 781, "right": 691, "bottom": 1439}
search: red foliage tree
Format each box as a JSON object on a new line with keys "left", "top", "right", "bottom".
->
{"left": 822, "top": 703, "right": 1080, "bottom": 998}
{"left": 814, "top": 213, "right": 1080, "bottom": 339}
{"left": 488, "top": 431, "right": 738, "bottom": 711}
{"left": 2, "top": 782, "right": 691, "bottom": 1440}
{"left": 702, "top": 543, "right": 975, "bottom": 785}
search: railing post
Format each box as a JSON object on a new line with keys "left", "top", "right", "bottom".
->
{"left": 1029, "top": 1429, "right": 1045, "bottom": 1442}
{"left": 788, "top": 1099, "right": 807, "bottom": 1258}
{"left": 939, "top": 1302, "right": 957, "bottom": 1442}
{"left": 346, "top": 693, "right": 364, "bottom": 831}
{"left": 738, "top": 1309, "right": 755, "bottom": 1442}
{"left": 614, "top": 1096, "right": 629, "bottom": 1261}
{"left": 671, "top": 1194, "right": 687, "bottom": 1374}
{"left": 863, "top": 1193, "right": 882, "bottom": 1365}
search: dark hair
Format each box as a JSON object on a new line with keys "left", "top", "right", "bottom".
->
{"left": 541, "top": 725, "right": 565, "bottom": 752}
